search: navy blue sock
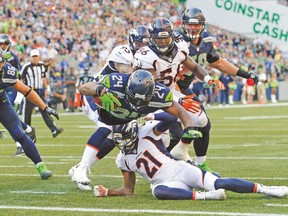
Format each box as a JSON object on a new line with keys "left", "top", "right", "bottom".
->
{"left": 215, "top": 178, "right": 255, "bottom": 193}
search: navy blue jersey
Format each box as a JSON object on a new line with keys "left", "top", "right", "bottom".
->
{"left": 5, "top": 51, "right": 21, "bottom": 71}
{"left": 175, "top": 29, "right": 220, "bottom": 93}
{"left": 97, "top": 73, "right": 173, "bottom": 125}
{"left": 0, "top": 64, "right": 18, "bottom": 99}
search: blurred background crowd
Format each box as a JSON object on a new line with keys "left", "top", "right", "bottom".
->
{"left": 1, "top": 0, "right": 287, "bottom": 111}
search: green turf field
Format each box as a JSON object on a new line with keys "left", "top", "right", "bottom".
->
{"left": 0, "top": 104, "right": 287, "bottom": 216}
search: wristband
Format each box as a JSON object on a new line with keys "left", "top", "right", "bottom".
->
{"left": 95, "top": 85, "right": 105, "bottom": 97}
{"left": 236, "top": 69, "right": 250, "bottom": 78}
{"left": 203, "top": 75, "right": 212, "bottom": 84}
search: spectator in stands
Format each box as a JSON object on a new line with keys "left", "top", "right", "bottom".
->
{"left": 65, "top": 67, "right": 77, "bottom": 112}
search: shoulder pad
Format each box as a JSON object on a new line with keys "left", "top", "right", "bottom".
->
{"left": 202, "top": 30, "right": 214, "bottom": 43}
{"left": 108, "top": 45, "right": 133, "bottom": 65}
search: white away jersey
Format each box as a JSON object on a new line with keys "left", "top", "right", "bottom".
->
{"left": 107, "top": 44, "right": 134, "bottom": 66}
{"left": 133, "top": 40, "right": 189, "bottom": 92}
{"left": 115, "top": 120, "right": 185, "bottom": 185}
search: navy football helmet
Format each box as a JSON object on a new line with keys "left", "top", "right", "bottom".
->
{"left": 148, "top": 17, "right": 174, "bottom": 54}
{"left": 0, "top": 34, "right": 12, "bottom": 52}
{"left": 112, "top": 120, "right": 138, "bottom": 150}
{"left": 128, "top": 25, "right": 150, "bottom": 53}
{"left": 0, "top": 49, "right": 6, "bottom": 70}
{"left": 126, "top": 69, "right": 155, "bottom": 110}
{"left": 181, "top": 7, "right": 206, "bottom": 40}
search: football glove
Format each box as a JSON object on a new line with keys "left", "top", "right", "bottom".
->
{"left": 44, "top": 106, "right": 59, "bottom": 120}
{"left": 182, "top": 126, "right": 202, "bottom": 139}
{"left": 248, "top": 71, "right": 259, "bottom": 85}
{"left": 99, "top": 90, "right": 121, "bottom": 111}
{"left": 208, "top": 80, "right": 225, "bottom": 90}
{"left": 94, "top": 185, "right": 108, "bottom": 197}
{"left": 179, "top": 94, "right": 202, "bottom": 114}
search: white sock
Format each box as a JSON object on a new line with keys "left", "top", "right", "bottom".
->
{"left": 80, "top": 145, "right": 99, "bottom": 167}
{"left": 195, "top": 156, "right": 206, "bottom": 165}
{"left": 170, "top": 140, "right": 191, "bottom": 161}
{"left": 25, "top": 125, "right": 32, "bottom": 133}
{"left": 15, "top": 142, "right": 22, "bottom": 148}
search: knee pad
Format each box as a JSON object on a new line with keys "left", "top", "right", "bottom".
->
{"left": 195, "top": 119, "right": 211, "bottom": 134}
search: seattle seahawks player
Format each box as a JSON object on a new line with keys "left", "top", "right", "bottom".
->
{"left": 69, "top": 69, "right": 202, "bottom": 190}
{"left": 0, "top": 34, "right": 36, "bottom": 156}
{"left": 71, "top": 26, "right": 152, "bottom": 190}
{"left": 0, "top": 49, "right": 59, "bottom": 179}
{"left": 93, "top": 119, "right": 288, "bottom": 200}
{"left": 169, "top": 8, "right": 259, "bottom": 172}
{"left": 133, "top": 17, "right": 225, "bottom": 172}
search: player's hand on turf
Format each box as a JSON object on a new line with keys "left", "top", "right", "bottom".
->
{"left": 94, "top": 185, "right": 108, "bottom": 197}
{"left": 179, "top": 94, "right": 202, "bottom": 113}
{"left": 182, "top": 126, "right": 202, "bottom": 139}
{"left": 208, "top": 80, "right": 225, "bottom": 90}
{"left": 44, "top": 106, "right": 59, "bottom": 120}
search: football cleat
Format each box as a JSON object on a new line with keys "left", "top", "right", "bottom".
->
{"left": 27, "top": 126, "right": 36, "bottom": 143}
{"left": 14, "top": 146, "right": 25, "bottom": 157}
{"left": 262, "top": 185, "right": 288, "bottom": 197}
{"left": 77, "top": 183, "right": 92, "bottom": 191}
{"left": 37, "top": 162, "right": 52, "bottom": 180}
{"left": 94, "top": 185, "right": 108, "bottom": 197}
{"left": 69, "top": 163, "right": 91, "bottom": 185}
{"left": 193, "top": 189, "right": 226, "bottom": 200}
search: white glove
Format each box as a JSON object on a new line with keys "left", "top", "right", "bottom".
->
{"left": 94, "top": 185, "right": 108, "bottom": 197}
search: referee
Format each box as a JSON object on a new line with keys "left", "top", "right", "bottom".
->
{"left": 21, "top": 49, "right": 63, "bottom": 138}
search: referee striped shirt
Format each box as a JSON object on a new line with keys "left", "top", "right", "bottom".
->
{"left": 20, "top": 61, "right": 47, "bottom": 89}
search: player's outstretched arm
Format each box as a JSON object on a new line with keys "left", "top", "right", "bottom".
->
{"left": 94, "top": 170, "right": 136, "bottom": 197}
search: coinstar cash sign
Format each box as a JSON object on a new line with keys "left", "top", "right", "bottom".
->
{"left": 186, "top": 0, "right": 288, "bottom": 50}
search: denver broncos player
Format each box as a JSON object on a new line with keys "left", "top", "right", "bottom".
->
{"left": 69, "top": 70, "right": 201, "bottom": 190}
{"left": 170, "top": 8, "right": 259, "bottom": 173}
{"left": 133, "top": 17, "right": 225, "bottom": 173}
{"left": 93, "top": 119, "right": 288, "bottom": 200}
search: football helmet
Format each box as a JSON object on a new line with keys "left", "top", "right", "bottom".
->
{"left": 112, "top": 120, "right": 138, "bottom": 150}
{"left": 0, "top": 48, "right": 6, "bottom": 69}
{"left": 0, "top": 34, "right": 12, "bottom": 52}
{"left": 126, "top": 69, "right": 155, "bottom": 110}
{"left": 128, "top": 25, "right": 150, "bottom": 53}
{"left": 148, "top": 17, "right": 174, "bottom": 53}
{"left": 181, "top": 7, "right": 206, "bottom": 40}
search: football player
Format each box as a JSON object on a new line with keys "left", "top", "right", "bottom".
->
{"left": 69, "top": 26, "right": 152, "bottom": 190}
{"left": 0, "top": 49, "right": 59, "bottom": 179}
{"left": 133, "top": 17, "right": 225, "bottom": 173}
{"left": 0, "top": 34, "right": 37, "bottom": 156}
{"left": 93, "top": 119, "right": 288, "bottom": 200}
{"left": 69, "top": 70, "right": 202, "bottom": 190}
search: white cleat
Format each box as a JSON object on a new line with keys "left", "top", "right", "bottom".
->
{"left": 262, "top": 186, "right": 288, "bottom": 197}
{"left": 77, "top": 183, "right": 92, "bottom": 191}
{"left": 68, "top": 163, "right": 91, "bottom": 185}
{"left": 194, "top": 189, "right": 226, "bottom": 200}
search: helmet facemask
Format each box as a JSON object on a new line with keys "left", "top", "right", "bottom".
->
{"left": 113, "top": 120, "right": 139, "bottom": 150}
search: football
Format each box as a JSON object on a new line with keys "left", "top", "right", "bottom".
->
{"left": 93, "top": 95, "right": 119, "bottom": 110}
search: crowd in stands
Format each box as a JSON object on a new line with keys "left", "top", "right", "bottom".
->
{"left": 1, "top": 0, "right": 287, "bottom": 110}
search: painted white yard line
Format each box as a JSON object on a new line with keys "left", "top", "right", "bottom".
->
{"left": 224, "top": 115, "right": 288, "bottom": 120}
{"left": 266, "top": 204, "right": 288, "bottom": 207}
{"left": 10, "top": 191, "right": 65, "bottom": 194}
{"left": 0, "top": 206, "right": 287, "bottom": 216}
{"left": 0, "top": 173, "right": 287, "bottom": 180}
